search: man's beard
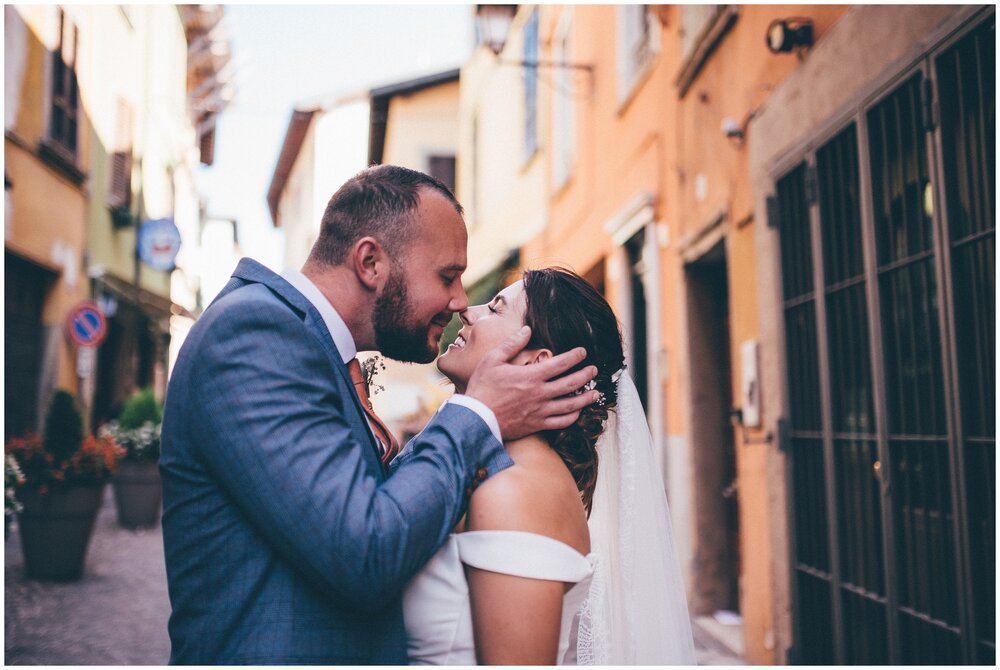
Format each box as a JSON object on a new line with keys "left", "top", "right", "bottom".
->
{"left": 373, "top": 270, "right": 443, "bottom": 364}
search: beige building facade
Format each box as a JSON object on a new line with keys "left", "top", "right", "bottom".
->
{"left": 5, "top": 4, "right": 231, "bottom": 434}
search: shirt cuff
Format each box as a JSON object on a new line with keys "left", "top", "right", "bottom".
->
{"left": 446, "top": 394, "right": 502, "bottom": 444}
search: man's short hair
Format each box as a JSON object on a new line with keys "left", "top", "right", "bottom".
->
{"left": 307, "top": 164, "right": 463, "bottom": 266}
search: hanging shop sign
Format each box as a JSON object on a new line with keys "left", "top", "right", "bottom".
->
{"left": 66, "top": 301, "right": 108, "bottom": 348}
{"left": 138, "top": 218, "right": 182, "bottom": 272}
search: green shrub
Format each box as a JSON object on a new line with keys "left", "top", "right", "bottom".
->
{"left": 118, "top": 388, "right": 163, "bottom": 430}
{"left": 103, "top": 387, "right": 164, "bottom": 463}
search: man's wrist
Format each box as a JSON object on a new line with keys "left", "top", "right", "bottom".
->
{"left": 446, "top": 395, "right": 502, "bottom": 443}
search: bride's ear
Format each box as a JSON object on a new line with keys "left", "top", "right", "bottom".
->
{"left": 524, "top": 349, "right": 553, "bottom": 365}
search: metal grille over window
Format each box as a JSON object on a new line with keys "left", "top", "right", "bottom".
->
{"left": 818, "top": 125, "right": 887, "bottom": 664}
{"left": 869, "top": 74, "right": 960, "bottom": 664}
{"left": 777, "top": 163, "right": 832, "bottom": 664}
{"left": 935, "top": 16, "right": 995, "bottom": 665}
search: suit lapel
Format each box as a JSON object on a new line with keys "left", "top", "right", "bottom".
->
{"left": 229, "top": 258, "right": 386, "bottom": 471}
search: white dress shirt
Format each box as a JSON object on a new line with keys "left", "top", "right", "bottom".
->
{"left": 281, "top": 268, "right": 502, "bottom": 443}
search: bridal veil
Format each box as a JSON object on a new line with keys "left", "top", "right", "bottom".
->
{"left": 576, "top": 371, "right": 696, "bottom": 665}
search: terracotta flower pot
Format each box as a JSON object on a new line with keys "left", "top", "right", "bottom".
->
{"left": 16, "top": 483, "right": 105, "bottom": 581}
{"left": 112, "top": 460, "right": 161, "bottom": 529}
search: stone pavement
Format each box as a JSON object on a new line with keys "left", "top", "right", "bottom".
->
{"left": 4, "top": 487, "right": 172, "bottom": 665}
{"left": 5, "top": 489, "right": 745, "bottom": 665}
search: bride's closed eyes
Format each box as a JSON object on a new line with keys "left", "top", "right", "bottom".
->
{"left": 486, "top": 296, "right": 506, "bottom": 314}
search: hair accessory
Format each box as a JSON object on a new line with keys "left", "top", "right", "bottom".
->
{"left": 611, "top": 366, "right": 626, "bottom": 384}
{"left": 576, "top": 377, "right": 607, "bottom": 407}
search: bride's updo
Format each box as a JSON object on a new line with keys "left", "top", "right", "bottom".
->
{"left": 522, "top": 268, "right": 625, "bottom": 515}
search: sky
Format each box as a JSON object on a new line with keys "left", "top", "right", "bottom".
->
{"left": 195, "top": 4, "right": 475, "bottom": 271}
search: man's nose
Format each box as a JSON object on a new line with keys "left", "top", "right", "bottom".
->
{"left": 448, "top": 284, "right": 469, "bottom": 314}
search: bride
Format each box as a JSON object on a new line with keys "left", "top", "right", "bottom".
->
{"left": 399, "top": 267, "right": 695, "bottom": 665}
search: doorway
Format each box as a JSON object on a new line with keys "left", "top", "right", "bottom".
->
{"left": 685, "top": 239, "right": 740, "bottom": 616}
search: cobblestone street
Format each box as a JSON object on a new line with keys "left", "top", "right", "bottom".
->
{"left": 5, "top": 488, "right": 743, "bottom": 665}
{"left": 4, "top": 488, "right": 171, "bottom": 665}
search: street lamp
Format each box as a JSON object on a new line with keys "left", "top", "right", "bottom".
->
{"left": 475, "top": 5, "right": 594, "bottom": 73}
{"left": 476, "top": 4, "right": 516, "bottom": 56}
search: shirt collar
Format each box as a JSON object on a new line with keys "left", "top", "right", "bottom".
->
{"left": 280, "top": 268, "right": 356, "bottom": 363}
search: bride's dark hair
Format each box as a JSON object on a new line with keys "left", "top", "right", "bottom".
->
{"left": 522, "top": 268, "right": 625, "bottom": 516}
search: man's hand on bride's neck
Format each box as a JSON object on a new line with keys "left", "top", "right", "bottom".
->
{"left": 461, "top": 327, "right": 597, "bottom": 441}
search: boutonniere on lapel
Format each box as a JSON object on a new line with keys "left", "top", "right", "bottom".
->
{"left": 360, "top": 355, "right": 386, "bottom": 397}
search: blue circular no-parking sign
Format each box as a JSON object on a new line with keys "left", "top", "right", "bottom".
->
{"left": 65, "top": 301, "right": 108, "bottom": 348}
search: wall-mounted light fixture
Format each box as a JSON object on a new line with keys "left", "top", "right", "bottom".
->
{"left": 475, "top": 4, "right": 594, "bottom": 73}
{"left": 765, "top": 17, "right": 814, "bottom": 54}
{"left": 476, "top": 4, "right": 516, "bottom": 56}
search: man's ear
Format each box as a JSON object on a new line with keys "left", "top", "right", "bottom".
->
{"left": 351, "top": 237, "right": 384, "bottom": 290}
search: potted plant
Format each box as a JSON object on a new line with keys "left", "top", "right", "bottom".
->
{"left": 103, "top": 387, "right": 163, "bottom": 529}
{"left": 5, "top": 390, "right": 123, "bottom": 580}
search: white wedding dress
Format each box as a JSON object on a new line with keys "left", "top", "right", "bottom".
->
{"left": 403, "top": 372, "right": 695, "bottom": 665}
{"left": 403, "top": 530, "right": 596, "bottom": 665}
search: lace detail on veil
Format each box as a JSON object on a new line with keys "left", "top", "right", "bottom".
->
{"left": 574, "top": 553, "right": 605, "bottom": 665}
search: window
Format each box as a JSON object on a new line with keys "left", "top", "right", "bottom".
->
{"left": 49, "top": 9, "right": 79, "bottom": 158}
{"left": 680, "top": 5, "right": 720, "bottom": 64}
{"left": 617, "top": 5, "right": 658, "bottom": 104}
{"left": 552, "top": 9, "right": 575, "bottom": 189}
{"left": 523, "top": 8, "right": 539, "bottom": 162}
{"left": 427, "top": 154, "right": 456, "bottom": 194}
{"left": 108, "top": 98, "right": 133, "bottom": 212}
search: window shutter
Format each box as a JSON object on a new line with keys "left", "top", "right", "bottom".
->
{"left": 108, "top": 99, "right": 133, "bottom": 209}
{"left": 49, "top": 10, "right": 79, "bottom": 156}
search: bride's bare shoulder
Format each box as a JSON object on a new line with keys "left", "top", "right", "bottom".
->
{"left": 466, "top": 436, "right": 590, "bottom": 554}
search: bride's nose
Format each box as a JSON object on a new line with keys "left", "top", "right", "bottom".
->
{"left": 459, "top": 304, "right": 485, "bottom": 326}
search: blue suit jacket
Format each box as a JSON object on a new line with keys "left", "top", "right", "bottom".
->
{"left": 160, "top": 259, "right": 509, "bottom": 664}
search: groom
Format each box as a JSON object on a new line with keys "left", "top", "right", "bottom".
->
{"left": 160, "top": 165, "right": 598, "bottom": 664}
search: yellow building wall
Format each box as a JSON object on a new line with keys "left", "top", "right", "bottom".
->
{"left": 6, "top": 4, "right": 195, "bottom": 423}
{"left": 84, "top": 4, "right": 185, "bottom": 298}
{"left": 458, "top": 8, "right": 548, "bottom": 286}
{"left": 5, "top": 6, "right": 93, "bottom": 398}
{"left": 83, "top": 6, "right": 142, "bottom": 285}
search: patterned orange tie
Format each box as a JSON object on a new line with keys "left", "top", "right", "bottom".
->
{"left": 346, "top": 359, "right": 400, "bottom": 464}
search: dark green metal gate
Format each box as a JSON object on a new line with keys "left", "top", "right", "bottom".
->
{"left": 775, "top": 12, "right": 994, "bottom": 664}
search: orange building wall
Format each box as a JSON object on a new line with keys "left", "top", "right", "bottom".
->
{"left": 522, "top": 5, "right": 855, "bottom": 665}
{"left": 674, "top": 8, "right": 848, "bottom": 663}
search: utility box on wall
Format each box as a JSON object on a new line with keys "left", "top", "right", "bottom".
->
{"left": 740, "top": 339, "right": 760, "bottom": 428}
